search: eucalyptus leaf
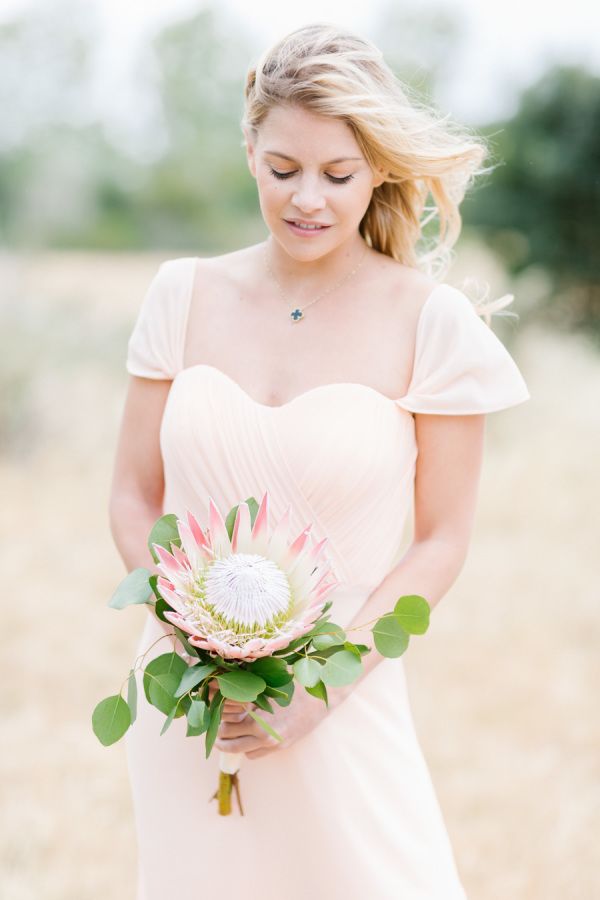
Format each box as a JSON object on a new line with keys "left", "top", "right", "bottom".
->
{"left": 148, "top": 574, "right": 162, "bottom": 601}
{"left": 154, "top": 596, "right": 173, "bottom": 624}
{"left": 175, "top": 663, "right": 217, "bottom": 698}
{"left": 160, "top": 705, "right": 177, "bottom": 735}
{"left": 148, "top": 672, "right": 181, "bottom": 715}
{"left": 108, "top": 567, "right": 153, "bottom": 609}
{"left": 205, "top": 690, "right": 224, "bottom": 757}
{"left": 253, "top": 693, "right": 275, "bottom": 714}
{"left": 393, "top": 594, "right": 431, "bottom": 635}
{"left": 266, "top": 679, "right": 294, "bottom": 707}
{"left": 305, "top": 680, "right": 328, "bottom": 707}
{"left": 216, "top": 670, "right": 266, "bottom": 702}
{"left": 225, "top": 496, "right": 260, "bottom": 540}
{"left": 173, "top": 627, "right": 197, "bottom": 657}
{"left": 293, "top": 656, "right": 322, "bottom": 688}
{"left": 248, "top": 656, "right": 292, "bottom": 687}
{"left": 372, "top": 614, "right": 410, "bottom": 658}
{"left": 247, "top": 708, "right": 283, "bottom": 742}
{"left": 343, "top": 641, "right": 363, "bottom": 661}
{"left": 148, "top": 514, "right": 181, "bottom": 565}
{"left": 92, "top": 694, "right": 131, "bottom": 746}
{"left": 127, "top": 669, "right": 137, "bottom": 724}
{"left": 310, "top": 622, "right": 346, "bottom": 651}
{"left": 143, "top": 653, "right": 188, "bottom": 706}
{"left": 187, "top": 698, "right": 208, "bottom": 730}
{"left": 320, "top": 650, "right": 363, "bottom": 687}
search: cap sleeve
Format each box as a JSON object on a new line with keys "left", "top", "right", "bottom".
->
{"left": 126, "top": 258, "right": 195, "bottom": 380}
{"left": 395, "top": 285, "right": 530, "bottom": 415}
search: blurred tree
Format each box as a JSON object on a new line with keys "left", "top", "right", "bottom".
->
{"left": 462, "top": 65, "right": 600, "bottom": 334}
{"left": 134, "top": 7, "right": 259, "bottom": 251}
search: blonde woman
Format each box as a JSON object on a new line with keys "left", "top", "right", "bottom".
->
{"left": 110, "top": 22, "right": 530, "bottom": 899}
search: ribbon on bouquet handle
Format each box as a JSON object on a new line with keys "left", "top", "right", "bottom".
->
{"left": 210, "top": 751, "right": 245, "bottom": 815}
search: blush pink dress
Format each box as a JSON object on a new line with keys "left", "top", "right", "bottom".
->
{"left": 123, "top": 257, "right": 530, "bottom": 900}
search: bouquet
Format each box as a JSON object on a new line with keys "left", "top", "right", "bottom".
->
{"left": 93, "top": 491, "right": 430, "bottom": 815}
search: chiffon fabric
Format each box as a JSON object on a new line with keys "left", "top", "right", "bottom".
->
{"left": 123, "top": 257, "right": 530, "bottom": 899}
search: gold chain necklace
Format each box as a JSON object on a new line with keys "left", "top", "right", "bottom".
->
{"left": 263, "top": 243, "right": 368, "bottom": 323}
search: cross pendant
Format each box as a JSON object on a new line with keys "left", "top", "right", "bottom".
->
{"left": 290, "top": 308, "right": 304, "bottom": 322}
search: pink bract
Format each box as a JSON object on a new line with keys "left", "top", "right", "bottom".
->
{"left": 153, "top": 491, "right": 339, "bottom": 661}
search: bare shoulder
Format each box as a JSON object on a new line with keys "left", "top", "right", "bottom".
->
{"left": 193, "top": 244, "right": 258, "bottom": 288}
{"left": 370, "top": 250, "right": 438, "bottom": 304}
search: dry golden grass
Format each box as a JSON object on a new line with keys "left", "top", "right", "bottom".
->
{"left": 0, "top": 252, "right": 597, "bottom": 899}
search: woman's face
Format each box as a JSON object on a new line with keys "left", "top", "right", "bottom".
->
{"left": 245, "top": 104, "right": 385, "bottom": 260}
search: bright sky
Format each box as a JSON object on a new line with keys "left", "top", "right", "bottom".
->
{"left": 2, "top": 0, "right": 598, "bottom": 127}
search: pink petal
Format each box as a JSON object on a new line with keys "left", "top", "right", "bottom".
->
{"left": 153, "top": 542, "right": 183, "bottom": 575}
{"left": 267, "top": 504, "right": 292, "bottom": 564}
{"left": 283, "top": 526, "right": 312, "bottom": 571}
{"left": 186, "top": 509, "right": 212, "bottom": 551}
{"left": 163, "top": 610, "right": 206, "bottom": 639}
{"left": 171, "top": 544, "right": 191, "bottom": 569}
{"left": 208, "top": 497, "right": 232, "bottom": 558}
{"left": 250, "top": 491, "right": 270, "bottom": 555}
{"left": 231, "top": 501, "right": 252, "bottom": 553}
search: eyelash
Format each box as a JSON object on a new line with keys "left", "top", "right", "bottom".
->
{"left": 268, "top": 166, "right": 355, "bottom": 185}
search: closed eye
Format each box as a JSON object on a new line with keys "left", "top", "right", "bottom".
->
{"left": 268, "top": 166, "right": 355, "bottom": 185}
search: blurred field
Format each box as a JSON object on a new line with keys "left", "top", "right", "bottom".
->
{"left": 0, "top": 251, "right": 597, "bottom": 899}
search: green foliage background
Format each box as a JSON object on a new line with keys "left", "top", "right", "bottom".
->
{"left": 0, "top": 1, "right": 598, "bottom": 334}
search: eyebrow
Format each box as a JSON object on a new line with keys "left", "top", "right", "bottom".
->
{"left": 264, "top": 151, "right": 363, "bottom": 165}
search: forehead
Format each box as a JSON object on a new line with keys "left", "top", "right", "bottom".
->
{"left": 256, "top": 104, "right": 363, "bottom": 161}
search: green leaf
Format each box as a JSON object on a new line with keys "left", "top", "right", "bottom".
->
{"left": 320, "top": 650, "right": 363, "bottom": 687}
{"left": 175, "top": 663, "right": 217, "bottom": 698}
{"left": 216, "top": 670, "right": 266, "bottom": 702}
{"left": 342, "top": 641, "right": 362, "bottom": 660}
{"left": 160, "top": 705, "right": 177, "bottom": 735}
{"left": 247, "top": 708, "right": 283, "bottom": 742}
{"left": 248, "top": 656, "right": 292, "bottom": 687}
{"left": 205, "top": 691, "right": 224, "bottom": 757}
{"left": 148, "top": 672, "right": 181, "bottom": 715}
{"left": 266, "top": 679, "right": 294, "bottom": 707}
{"left": 108, "top": 568, "right": 153, "bottom": 609}
{"left": 293, "top": 656, "right": 322, "bottom": 688}
{"left": 305, "top": 680, "right": 328, "bottom": 707}
{"left": 393, "top": 594, "right": 431, "bottom": 635}
{"left": 173, "top": 627, "right": 197, "bottom": 657}
{"left": 154, "top": 596, "right": 173, "bottom": 623}
{"left": 92, "top": 694, "right": 131, "bottom": 746}
{"left": 143, "top": 653, "right": 188, "bottom": 706}
{"left": 148, "top": 514, "right": 181, "bottom": 565}
{"left": 126, "top": 669, "right": 137, "bottom": 724}
{"left": 372, "top": 614, "right": 410, "bottom": 658}
{"left": 310, "top": 621, "right": 346, "bottom": 651}
{"left": 148, "top": 574, "right": 162, "bottom": 601}
{"left": 225, "top": 496, "right": 260, "bottom": 539}
{"left": 187, "top": 698, "right": 208, "bottom": 730}
{"left": 253, "top": 692, "right": 275, "bottom": 714}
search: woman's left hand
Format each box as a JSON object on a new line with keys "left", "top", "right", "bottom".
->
{"left": 212, "top": 682, "right": 330, "bottom": 760}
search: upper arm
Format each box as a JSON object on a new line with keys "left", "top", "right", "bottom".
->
{"left": 109, "top": 374, "right": 172, "bottom": 510}
{"left": 412, "top": 412, "right": 486, "bottom": 557}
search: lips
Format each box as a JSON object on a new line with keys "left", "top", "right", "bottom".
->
{"left": 284, "top": 219, "right": 332, "bottom": 232}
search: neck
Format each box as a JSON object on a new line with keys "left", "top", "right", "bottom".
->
{"left": 265, "top": 234, "right": 367, "bottom": 293}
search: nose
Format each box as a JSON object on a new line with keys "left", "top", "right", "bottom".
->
{"left": 291, "top": 176, "right": 326, "bottom": 213}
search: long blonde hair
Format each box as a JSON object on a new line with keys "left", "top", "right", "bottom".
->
{"left": 241, "top": 22, "right": 516, "bottom": 324}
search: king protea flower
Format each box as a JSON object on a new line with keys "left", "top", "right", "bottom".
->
{"left": 153, "top": 491, "right": 339, "bottom": 661}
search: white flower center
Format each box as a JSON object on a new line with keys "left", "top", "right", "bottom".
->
{"left": 204, "top": 553, "right": 292, "bottom": 629}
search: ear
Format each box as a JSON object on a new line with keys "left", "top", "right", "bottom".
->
{"left": 243, "top": 126, "right": 257, "bottom": 178}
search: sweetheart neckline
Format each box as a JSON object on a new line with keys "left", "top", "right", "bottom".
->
{"left": 173, "top": 362, "right": 414, "bottom": 413}
{"left": 172, "top": 261, "right": 454, "bottom": 412}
